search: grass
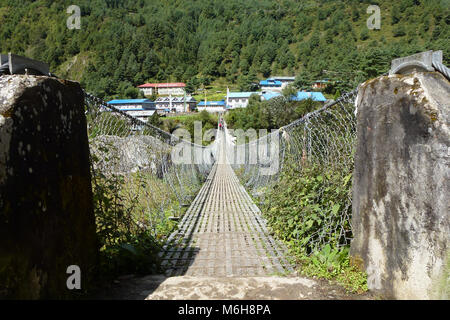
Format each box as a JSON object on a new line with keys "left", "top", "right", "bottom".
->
{"left": 286, "top": 244, "right": 368, "bottom": 294}
{"left": 119, "top": 171, "right": 181, "bottom": 238}
{"left": 192, "top": 80, "right": 242, "bottom": 102}
{"left": 56, "top": 52, "right": 92, "bottom": 82}
{"left": 162, "top": 113, "right": 201, "bottom": 122}
{"left": 193, "top": 92, "right": 226, "bottom": 102}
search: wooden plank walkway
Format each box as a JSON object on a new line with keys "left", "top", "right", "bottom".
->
{"left": 159, "top": 130, "right": 293, "bottom": 277}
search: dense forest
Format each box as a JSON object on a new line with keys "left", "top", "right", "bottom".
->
{"left": 0, "top": 0, "right": 448, "bottom": 99}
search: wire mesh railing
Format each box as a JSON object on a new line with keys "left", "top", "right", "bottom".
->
{"left": 84, "top": 91, "right": 217, "bottom": 245}
{"left": 226, "top": 90, "right": 358, "bottom": 253}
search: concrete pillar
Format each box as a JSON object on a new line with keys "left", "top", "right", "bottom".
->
{"left": 350, "top": 71, "right": 449, "bottom": 299}
{"left": 0, "top": 75, "right": 98, "bottom": 299}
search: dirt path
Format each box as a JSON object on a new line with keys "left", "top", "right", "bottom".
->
{"left": 97, "top": 274, "right": 373, "bottom": 300}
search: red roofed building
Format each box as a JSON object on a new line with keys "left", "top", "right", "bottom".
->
{"left": 138, "top": 82, "right": 186, "bottom": 96}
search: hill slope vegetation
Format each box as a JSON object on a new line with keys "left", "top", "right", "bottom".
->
{"left": 0, "top": 0, "right": 448, "bottom": 98}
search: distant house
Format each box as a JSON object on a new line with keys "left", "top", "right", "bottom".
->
{"left": 259, "top": 79, "right": 283, "bottom": 92}
{"left": 260, "top": 91, "right": 327, "bottom": 102}
{"left": 155, "top": 96, "right": 197, "bottom": 113}
{"left": 260, "top": 91, "right": 283, "bottom": 101}
{"left": 292, "top": 91, "right": 327, "bottom": 102}
{"left": 197, "top": 100, "right": 226, "bottom": 113}
{"left": 270, "top": 76, "right": 296, "bottom": 89}
{"left": 226, "top": 92, "right": 259, "bottom": 109}
{"left": 138, "top": 82, "right": 186, "bottom": 96}
{"left": 312, "top": 79, "right": 332, "bottom": 90}
{"left": 259, "top": 76, "right": 295, "bottom": 92}
{"left": 107, "top": 99, "right": 156, "bottom": 122}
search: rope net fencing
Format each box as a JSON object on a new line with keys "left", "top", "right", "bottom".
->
{"left": 225, "top": 90, "right": 358, "bottom": 253}
{"left": 84, "top": 92, "right": 217, "bottom": 246}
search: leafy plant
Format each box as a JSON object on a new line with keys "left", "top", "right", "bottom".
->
{"left": 294, "top": 245, "right": 368, "bottom": 294}
{"left": 89, "top": 139, "right": 182, "bottom": 280}
{"left": 262, "top": 163, "right": 353, "bottom": 253}
{"left": 257, "top": 143, "right": 367, "bottom": 292}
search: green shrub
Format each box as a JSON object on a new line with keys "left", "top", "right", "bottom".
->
{"left": 292, "top": 245, "right": 368, "bottom": 293}
{"left": 262, "top": 163, "right": 353, "bottom": 254}
{"left": 260, "top": 158, "right": 368, "bottom": 293}
{"left": 90, "top": 143, "right": 181, "bottom": 279}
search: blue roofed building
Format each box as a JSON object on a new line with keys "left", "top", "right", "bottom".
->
{"left": 292, "top": 91, "right": 327, "bottom": 102}
{"left": 260, "top": 91, "right": 327, "bottom": 103}
{"left": 226, "top": 92, "right": 259, "bottom": 109}
{"left": 107, "top": 99, "right": 156, "bottom": 122}
{"left": 259, "top": 79, "right": 283, "bottom": 92}
{"left": 261, "top": 91, "right": 282, "bottom": 101}
{"left": 259, "top": 76, "right": 295, "bottom": 92}
{"left": 197, "top": 100, "right": 226, "bottom": 113}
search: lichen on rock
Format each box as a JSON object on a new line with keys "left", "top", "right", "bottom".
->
{"left": 350, "top": 71, "right": 449, "bottom": 300}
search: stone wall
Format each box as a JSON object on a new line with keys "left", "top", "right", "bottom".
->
{"left": 350, "top": 72, "right": 449, "bottom": 299}
{"left": 0, "top": 75, "right": 98, "bottom": 299}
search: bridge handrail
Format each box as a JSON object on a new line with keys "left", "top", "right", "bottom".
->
{"left": 84, "top": 90, "right": 209, "bottom": 149}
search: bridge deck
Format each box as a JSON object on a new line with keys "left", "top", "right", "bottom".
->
{"left": 160, "top": 131, "right": 293, "bottom": 277}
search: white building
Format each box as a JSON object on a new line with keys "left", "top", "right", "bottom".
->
{"left": 197, "top": 100, "right": 226, "bottom": 113}
{"left": 259, "top": 79, "right": 282, "bottom": 92}
{"left": 226, "top": 92, "right": 259, "bottom": 109}
{"left": 155, "top": 96, "right": 197, "bottom": 113}
{"left": 271, "top": 76, "right": 295, "bottom": 88}
{"left": 107, "top": 99, "right": 156, "bottom": 122}
{"left": 138, "top": 82, "right": 186, "bottom": 96}
{"left": 259, "top": 76, "right": 295, "bottom": 92}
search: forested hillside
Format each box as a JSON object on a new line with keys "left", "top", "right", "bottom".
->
{"left": 0, "top": 0, "right": 448, "bottom": 99}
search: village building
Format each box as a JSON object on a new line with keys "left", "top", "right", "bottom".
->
{"left": 260, "top": 91, "right": 327, "bottom": 102}
{"left": 260, "top": 91, "right": 282, "bottom": 101}
{"left": 197, "top": 100, "right": 226, "bottom": 113}
{"left": 259, "top": 79, "right": 283, "bottom": 92}
{"left": 226, "top": 92, "right": 259, "bottom": 109}
{"left": 259, "top": 76, "right": 295, "bottom": 92}
{"left": 107, "top": 99, "right": 156, "bottom": 122}
{"left": 312, "top": 79, "right": 332, "bottom": 89}
{"left": 155, "top": 96, "right": 197, "bottom": 113}
{"left": 270, "top": 76, "right": 296, "bottom": 88}
{"left": 138, "top": 82, "right": 186, "bottom": 96}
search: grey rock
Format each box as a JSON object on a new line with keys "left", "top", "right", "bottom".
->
{"left": 90, "top": 134, "right": 170, "bottom": 175}
{"left": 0, "top": 75, "right": 97, "bottom": 299}
{"left": 351, "top": 72, "right": 450, "bottom": 299}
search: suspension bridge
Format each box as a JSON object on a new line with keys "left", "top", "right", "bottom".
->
{"left": 159, "top": 128, "right": 294, "bottom": 277}
{"left": 1, "top": 50, "right": 448, "bottom": 299}
{"left": 85, "top": 84, "right": 361, "bottom": 299}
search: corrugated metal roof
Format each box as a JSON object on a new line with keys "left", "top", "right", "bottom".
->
{"left": 261, "top": 91, "right": 327, "bottom": 102}
{"left": 155, "top": 96, "right": 196, "bottom": 102}
{"left": 138, "top": 82, "right": 186, "bottom": 88}
{"left": 261, "top": 91, "right": 281, "bottom": 100}
{"left": 197, "top": 100, "right": 226, "bottom": 106}
{"left": 293, "top": 92, "right": 327, "bottom": 102}
{"left": 113, "top": 108, "right": 150, "bottom": 111}
{"left": 107, "top": 99, "right": 154, "bottom": 104}
{"left": 268, "top": 76, "right": 295, "bottom": 81}
{"left": 260, "top": 79, "right": 282, "bottom": 86}
{"left": 228, "top": 92, "right": 259, "bottom": 98}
